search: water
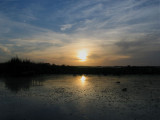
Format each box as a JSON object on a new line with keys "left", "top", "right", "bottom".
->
{"left": 0, "top": 75, "right": 160, "bottom": 120}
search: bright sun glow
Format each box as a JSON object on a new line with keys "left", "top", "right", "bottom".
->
{"left": 78, "top": 50, "right": 87, "bottom": 61}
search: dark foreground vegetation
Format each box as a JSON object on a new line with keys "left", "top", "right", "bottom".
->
{"left": 0, "top": 57, "right": 160, "bottom": 76}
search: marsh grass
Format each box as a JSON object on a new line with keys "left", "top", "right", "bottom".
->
{"left": 0, "top": 57, "right": 160, "bottom": 76}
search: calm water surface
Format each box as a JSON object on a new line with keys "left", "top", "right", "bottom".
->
{"left": 0, "top": 75, "right": 160, "bottom": 120}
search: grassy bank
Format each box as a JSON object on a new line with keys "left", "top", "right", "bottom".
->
{"left": 0, "top": 57, "right": 160, "bottom": 76}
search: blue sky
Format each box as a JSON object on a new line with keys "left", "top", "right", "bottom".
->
{"left": 0, "top": 0, "right": 160, "bottom": 65}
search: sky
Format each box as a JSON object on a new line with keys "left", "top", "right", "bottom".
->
{"left": 0, "top": 0, "right": 160, "bottom": 66}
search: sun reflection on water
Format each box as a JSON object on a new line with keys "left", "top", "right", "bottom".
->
{"left": 80, "top": 75, "right": 86, "bottom": 84}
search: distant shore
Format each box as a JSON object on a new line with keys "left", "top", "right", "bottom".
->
{"left": 0, "top": 57, "right": 160, "bottom": 76}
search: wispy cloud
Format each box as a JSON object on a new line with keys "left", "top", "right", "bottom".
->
{"left": 60, "top": 24, "right": 73, "bottom": 31}
{"left": 0, "top": 44, "right": 10, "bottom": 53}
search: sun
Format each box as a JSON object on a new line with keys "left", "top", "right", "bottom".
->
{"left": 78, "top": 50, "right": 87, "bottom": 61}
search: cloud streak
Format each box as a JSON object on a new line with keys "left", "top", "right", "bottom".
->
{"left": 60, "top": 24, "right": 73, "bottom": 31}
